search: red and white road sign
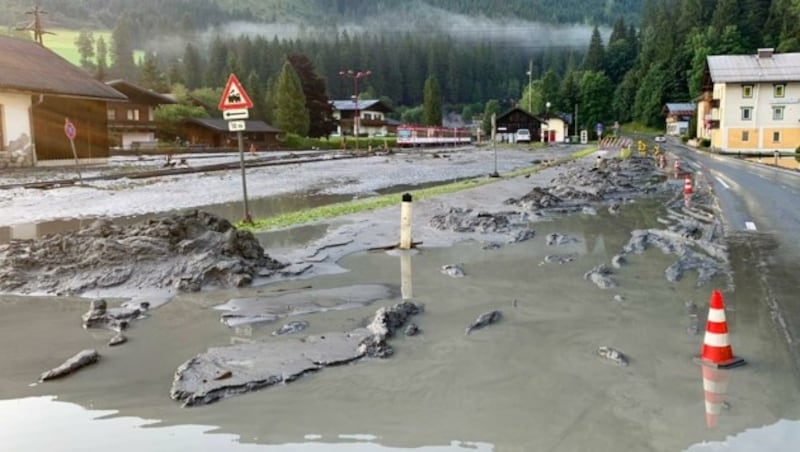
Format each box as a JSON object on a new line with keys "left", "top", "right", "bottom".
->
{"left": 218, "top": 74, "right": 253, "bottom": 111}
{"left": 64, "top": 118, "right": 77, "bottom": 140}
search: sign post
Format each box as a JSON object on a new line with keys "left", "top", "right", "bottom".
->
{"left": 64, "top": 118, "right": 83, "bottom": 184}
{"left": 595, "top": 122, "right": 604, "bottom": 140}
{"left": 219, "top": 74, "right": 255, "bottom": 223}
{"left": 490, "top": 113, "right": 499, "bottom": 177}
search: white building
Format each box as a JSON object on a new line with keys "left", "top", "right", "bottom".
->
{"left": 698, "top": 48, "right": 800, "bottom": 153}
{"left": 331, "top": 99, "right": 393, "bottom": 137}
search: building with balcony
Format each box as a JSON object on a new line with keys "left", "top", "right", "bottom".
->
{"left": 663, "top": 103, "right": 695, "bottom": 136}
{"left": 106, "top": 80, "right": 176, "bottom": 150}
{"left": 697, "top": 48, "right": 800, "bottom": 153}
{"left": 331, "top": 99, "right": 393, "bottom": 137}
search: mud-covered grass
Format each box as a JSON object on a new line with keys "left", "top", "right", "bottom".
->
{"left": 238, "top": 148, "right": 598, "bottom": 231}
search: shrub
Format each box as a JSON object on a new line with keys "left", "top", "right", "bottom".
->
{"left": 795, "top": 145, "right": 800, "bottom": 164}
{"left": 681, "top": 135, "right": 689, "bottom": 143}
{"left": 700, "top": 138, "right": 711, "bottom": 148}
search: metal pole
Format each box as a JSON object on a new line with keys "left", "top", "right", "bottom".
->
{"left": 68, "top": 138, "right": 83, "bottom": 184}
{"left": 528, "top": 59, "right": 532, "bottom": 114}
{"left": 354, "top": 77, "right": 359, "bottom": 152}
{"left": 237, "top": 130, "right": 251, "bottom": 223}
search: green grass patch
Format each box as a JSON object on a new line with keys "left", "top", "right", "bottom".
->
{"left": 33, "top": 28, "right": 144, "bottom": 68}
{"left": 238, "top": 147, "right": 597, "bottom": 232}
{"left": 620, "top": 122, "right": 663, "bottom": 135}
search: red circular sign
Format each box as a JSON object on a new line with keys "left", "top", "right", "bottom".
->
{"left": 64, "top": 119, "right": 77, "bottom": 140}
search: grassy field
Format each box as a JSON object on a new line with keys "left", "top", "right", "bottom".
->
{"left": 10, "top": 28, "right": 143, "bottom": 67}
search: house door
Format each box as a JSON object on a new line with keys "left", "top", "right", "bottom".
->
{"left": 549, "top": 130, "right": 556, "bottom": 142}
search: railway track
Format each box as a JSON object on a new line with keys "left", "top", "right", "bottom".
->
{"left": 0, "top": 151, "right": 366, "bottom": 191}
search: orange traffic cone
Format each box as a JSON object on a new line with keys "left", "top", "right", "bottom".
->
{"left": 696, "top": 290, "right": 746, "bottom": 368}
{"left": 701, "top": 365, "right": 730, "bottom": 429}
{"left": 684, "top": 174, "right": 693, "bottom": 195}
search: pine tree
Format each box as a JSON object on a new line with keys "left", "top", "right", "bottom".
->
{"left": 140, "top": 52, "right": 167, "bottom": 92}
{"left": 422, "top": 75, "right": 442, "bottom": 126}
{"left": 75, "top": 30, "right": 95, "bottom": 71}
{"left": 482, "top": 99, "right": 501, "bottom": 136}
{"left": 288, "top": 54, "right": 336, "bottom": 137}
{"left": 95, "top": 36, "right": 108, "bottom": 81}
{"left": 110, "top": 14, "right": 136, "bottom": 80}
{"left": 583, "top": 26, "right": 606, "bottom": 72}
{"left": 182, "top": 44, "right": 203, "bottom": 90}
{"left": 273, "top": 62, "right": 310, "bottom": 136}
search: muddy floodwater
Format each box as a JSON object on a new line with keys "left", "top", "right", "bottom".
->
{"left": 1, "top": 200, "right": 799, "bottom": 451}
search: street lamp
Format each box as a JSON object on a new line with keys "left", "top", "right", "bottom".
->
{"left": 339, "top": 69, "right": 372, "bottom": 151}
{"left": 526, "top": 59, "right": 533, "bottom": 114}
{"left": 544, "top": 101, "right": 551, "bottom": 143}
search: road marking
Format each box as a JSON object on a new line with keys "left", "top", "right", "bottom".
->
{"left": 714, "top": 176, "right": 730, "bottom": 189}
{"left": 745, "top": 221, "right": 757, "bottom": 231}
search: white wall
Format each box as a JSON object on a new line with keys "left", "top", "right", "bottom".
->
{"left": 0, "top": 92, "right": 32, "bottom": 148}
{"left": 123, "top": 132, "right": 156, "bottom": 150}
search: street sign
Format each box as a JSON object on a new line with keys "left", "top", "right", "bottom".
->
{"left": 218, "top": 74, "right": 254, "bottom": 111}
{"left": 223, "top": 108, "right": 249, "bottom": 120}
{"left": 595, "top": 122, "right": 604, "bottom": 134}
{"left": 64, "top": 118, "right": 77, "bottom": 140}
{"left": 228, "top": 120, "right": 246, "bottom": 132}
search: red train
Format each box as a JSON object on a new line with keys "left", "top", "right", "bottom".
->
{"left": 396, "top": 125, "right": 472, "bottom": 147}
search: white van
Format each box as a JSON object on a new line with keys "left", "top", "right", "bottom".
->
{"left": 515, "top": 128, "right": 531, "bottom": 143}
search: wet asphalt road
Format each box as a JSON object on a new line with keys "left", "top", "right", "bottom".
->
{"left": 664, "top": 139, "right": 800, "bottom": 375}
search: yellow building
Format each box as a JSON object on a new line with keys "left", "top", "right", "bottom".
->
{"left": 697, "top": 48, "right": 800, "bottom": 154}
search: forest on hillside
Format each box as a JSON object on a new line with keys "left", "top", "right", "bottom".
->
{"left": 5, "top": 0, "right": 800, "bottom": 139}
{"left": 1, "top": 0, "right": 642, "bottom": 31}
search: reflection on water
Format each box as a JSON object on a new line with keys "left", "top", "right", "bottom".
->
{"left": 701, "top": 366, "right": 731, "bottom": 430}
{"left": 0, "top": 397, "right": 493, "bottom": 452}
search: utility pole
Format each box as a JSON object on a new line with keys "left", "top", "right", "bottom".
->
{"left": 339, "top": 69, "right": 372, "bottom": 152}
{"left": 526, "top": 60, "right": 533, "bottom": 114}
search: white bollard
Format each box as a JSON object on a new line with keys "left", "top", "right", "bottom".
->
{"left": 399, "top": 193, "right": 413, "bottom": 250}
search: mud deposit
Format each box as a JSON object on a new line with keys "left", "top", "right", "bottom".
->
{"left": 2, "top": 151, "right": 800, "bottom": 451}
{"left": 0, "top": 210, "right": 285, "bottom": 296}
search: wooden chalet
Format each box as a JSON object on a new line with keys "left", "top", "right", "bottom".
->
{"left": 182, "top": 118, "right": 282, "bottom": 149}
{"left": 105, "top": 80, "right": 176, "bottom": 150}
{"left": 0, "top": 35, "right": 127, "bottom": 167}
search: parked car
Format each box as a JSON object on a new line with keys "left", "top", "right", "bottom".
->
{"left": 654, "top": 135, "right": 666, "bottom": 143}
{"left": 515, "top": 128, "right": 531, "bottom": 143}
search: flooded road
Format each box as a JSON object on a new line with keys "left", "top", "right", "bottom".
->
{"left": 1, "top": 197, "right": 799, "bottom": 451}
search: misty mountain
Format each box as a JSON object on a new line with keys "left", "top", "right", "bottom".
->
{"left": 2, "top": 0, "right": 641, "bottom": 35}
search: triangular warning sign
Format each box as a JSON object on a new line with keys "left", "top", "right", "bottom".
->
{"left": 218, "top": 74, "right": 254, "bottom": 110}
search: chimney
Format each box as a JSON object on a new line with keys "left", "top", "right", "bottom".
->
{"left": 757, "top": 48, "right": 774, "bottom": 59}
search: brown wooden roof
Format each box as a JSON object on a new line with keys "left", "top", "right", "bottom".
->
{"left": 0, "top": 35, "right": 127, "bottom": 101}
{"left": 106, "top": 80, "right": 176, "bottom": 105}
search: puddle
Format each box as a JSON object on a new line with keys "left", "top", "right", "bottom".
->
{"left": 1, "top": 201, "right": 799, "bottom": 450}
{"left": 0, "top": 178, "right": 470, "bottom": 245}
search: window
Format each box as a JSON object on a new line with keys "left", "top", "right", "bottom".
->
{"left": 107, "top": 109, "right": 116, "bottom": 121}
{"left": 773, "top": 106, "right": 785, "bottom": 120}
{"left": 774, "top": 84, "right": 785, "bottom": 98}
{"left": 773, "top": 131, "right": 781, "bottom": 143}
{"left": 126, "top": 109, "right": 139, "bottom": 121}
{"left": 742, "top": 85, "right": 753, "bottom": 98}
{"left": 741, "top": 107, "right": 753, "bottom": 120}
{"left": 741, "top": 131, "right": 750, "bottom": 142}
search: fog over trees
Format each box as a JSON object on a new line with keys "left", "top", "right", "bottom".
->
{"left": 6, "top": 0, "right": 800, "bottom": 135}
